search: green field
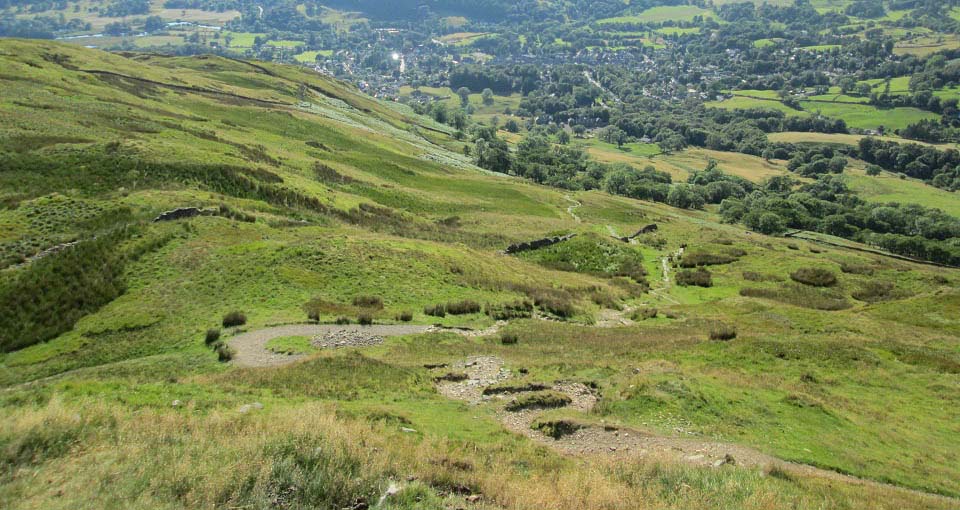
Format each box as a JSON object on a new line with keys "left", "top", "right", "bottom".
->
{"left": 293, "top": 49, "right": 334, "bottom": 63}
{"left": 800, "top": 102, "right": 938, "bottom": 131}
{"left": 598, "top": 6, "right": 717, "bottom": 24}
{"left": 1, "top": 40, "right": 959, "bottom": 510}
{"left": 844, "top": 164, "right": 960, "bottom": 217}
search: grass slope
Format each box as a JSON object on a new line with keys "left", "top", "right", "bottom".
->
{"left": 1, "top": 40, "right": 959, "bottom": 509}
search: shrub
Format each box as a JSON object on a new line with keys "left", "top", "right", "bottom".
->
{"left": 483, "top": 382, "right": 548, "bottom": 395}
{"left": 505, "top": 391, "right": 572, "bottom": 411}
{"left": 486, "top": 300, "right": 533, "bottom": 320}
{"left": 852, "top": 281, "right": 895, "bottom": 302}
{"left": 500, "top": 333, "right": 519, "bottom": 345}
{"left": 335, "top": 316, "right": 351, "bottom": 325}
{"left": 676, "top": 268, "right": 713, "bottom": 287}
{"left": 307, "top": 309, "right": 320, "bottom": 322}
{"left": 790, "top": 267, "right": 837, "bottom": 287}
{"left": 740, "top": 285, "right": 851, "bottom": 311}
{"left": 786, "top": 243, "right": 799, "bottom": 250}
{"left": 222, "top": 311, "right": 247, "bottom": 328}
{"left": 678, "top": 252, "right": 739, "bottom": 268}
{"left": 529, "top": 290, "right": 576, "bottom": 318}
{"left": 840, "top": 262, "right": 874, "bottom": 275}
{"left": 213, "top": 342, "right": 235, "bottom": 362}
{"left": 709, "top": 324, "right": 737, "bottom": 341}
{"left": 357, "top": 314, "right": 373, "bottom": 326}
{"left": 445, "top": 300, "right": 481, "bottom": 315}
{"left": 397, "top": 311, "right": 413, "bottom": 322}
{"left": 204, "top": 328, "right": 221, "bottom": 345}
{"left": 742, "top": 271, "right": 781, "bottom": 282}
{"left": 533, "top": 419, "right": 586, "bottom": 439}
{"left": 352, "top": 295, "right": 384, "bottom": 309}
{"left": 434, "top": 372, "right": 468, "bottom": 382}
{"left": 424, "top": 304, "right": 446, "bottom": 317}
{"left": 631, "top": 307, "right": 658, "bottom": 320}
{"left": 590, "top": 291, "right": 620, "bottom": 310}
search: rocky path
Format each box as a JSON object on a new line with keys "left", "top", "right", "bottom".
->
{"left": 564, "top": 195, "right": 582, "bottom": 223}
{"left": 228, "top": 324, "right": 430, "bottom": 368}
{"left": 431, "top": 356, "right": 957, "bottom": 504}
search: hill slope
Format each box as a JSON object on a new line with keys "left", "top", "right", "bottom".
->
{"left": 1, "top": 40, "right": 959, "bottom": 509}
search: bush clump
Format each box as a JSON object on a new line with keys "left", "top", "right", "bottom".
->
{"left": 204, "top": 328, "right": 221, "bottom": 345}
{"left": 740, "top": 285, "right": 851, "bottom": 311}
{"left": 852, "top": 281, "right": 896, "bottom": 302}
{"left": 505, "top": 391, "right": 572, "bottom": 411}
{"left": 679, "top": 252, "right": 740, "bottom": 268}
{"left": 445, "top": 300, "right": 481, "bottom": 315}
{"left": 840, "top": 262, "right": 874, "bottom": 275}
{"left": 222, "top": 311, "right": 247, "bottom": 328}
{"left": 357, "top": 314, "right": 373, "bottom": 326}
{"left": 352, "top": 296, "right": 384, "bottom": 309}
{"left": 397, "top": 311, "right": 413, "bottom": 322}
{"left": 676, "top": 268, "right": 713, "bottom": 287}
{"left": 486, "top": 300, "right": 533, "bottom": 320}
{"left": 631, "top": 307, "right": 658, "bottom": 321}
{"left": 790, "top": 267, "right": 837, "bottom": 287}
{"left": 500, "top": 333, "right": 519, "bottom": 345}
{"left": 709, "top": 324, "right": 737, "bottom": 341}
{"left": 213, "top": 341, "right": 235, "bottom": 362}
{"left": 424, "top": 304, "right": 446, "bottom": 318}
{"left": 533, "top": 419, "right": 586, "bottom": 439}
{"left": 335, "top": 316, "right": 351, "bottom": 325}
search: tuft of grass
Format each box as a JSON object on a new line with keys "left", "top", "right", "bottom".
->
{"left": 423, "top": 304, "right": 446, "bottom": 318}
{"left": 335, "top": 316, "right": 351, "bottom": 325}
{"left": 396, "top": 311, "right": 413, "bottom": 322}
{"left": 852, "top": 281, "right": 896, "bottom": 302}
{"left": 505, "top": 391, "right": 572, "bottom": 411}
{"left": 679, "top": 252, "right": 740, "bottom": 268}
{"left": 204, "top": 328, "right": 221, "bottom": 345}
{"left": 500, "top": 332, "right": 519, "bottom": 345}
{"left": 357, "top": 314, "right": 374, "bottom": 326}
{"left": 631, "top": 307, "right": 658, "bottom": 321}
{"left": 352, "top": 296, "right": 384, "bottom": 309}
{"left": 445, "top": 300, "right": 481, "bottom": 315}
{"left": 533, "top": 419, "right": 587, "bottom": 439}
{"left": 709, "top": 324, "right": 737, "bottom": 341}
{"left": 222, "top": 311, "right": 247, "bottom": 328}
{"left": 676, "top": 268, "right": 713, "bottom": 287}
{"left": 213, "top": 341, "right": 235, "bottom": 362}
{"left": 790, "top": 268, "right": 837, "bottom": 287}
{"left": 840, "top": 262, "right": 875, "bottom": 275}
{"left": 740, "top": 284, "right": 851, "bottom": 310}
{"left": 486, "top": 300, "right": 533, "bottom": 320}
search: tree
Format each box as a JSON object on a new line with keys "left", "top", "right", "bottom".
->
{"left": 557, "top": 130, "right": 571, "bottom": 145}
{"left": 481, "top": 88, "right": 495, "bottom": 106}
{"left": 572, "top": 124, "right": 586, "bottom": 138}
{"left": 457, "top": 87, "right": 471, "bottom": 107}
{"left": 144, "top": 16, "right": 165, "bottom": 33}
{"left": 505, "top": 119, "right": 520, "bottom": 133}
{"left": 599, "top": 125, "right": 627, "bottom": 148}
{"left": 754, "top": 212, "right": 786, "bottom": 235}
{"left": 666, "top": 184, "right": 705, "bottom": 210}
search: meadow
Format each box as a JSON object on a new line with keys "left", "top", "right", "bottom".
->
{"left": 0, "top": 40, "right": 958, "bottom": 509}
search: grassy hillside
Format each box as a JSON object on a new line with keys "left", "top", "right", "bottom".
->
{"left": 1, "top": 40, "right": 959, "bottom": 509}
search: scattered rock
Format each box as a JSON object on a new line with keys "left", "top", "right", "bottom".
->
{"left": 465, "top": 494, "right": 482, "bottom": 503}
{"left": 171, "top": 400, "right": 182, "bottom": 408}
{"left": 400, "top": 427, "right": 417, "bottom": 433}
{"left": 313, "top": 330, "right": 384, "bottom": 349}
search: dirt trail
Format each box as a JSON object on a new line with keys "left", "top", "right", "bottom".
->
{"left": 228, "top": 324, "right": 430, "bottom": 368}
{"left": 563, "top": 195, "right": 582, "bottom": 223}
{"left": 433, "top": 356, "right": 957, "bottom": 504}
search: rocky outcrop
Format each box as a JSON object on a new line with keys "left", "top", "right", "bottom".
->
{"left": 505, "top": 233, "right": 577, "bottom": 254}
{"left": 153, "top": 207, "right": 203, "bottom": 222}
{"left": 614, "top": 224, "right": 658, "bottom": 243}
